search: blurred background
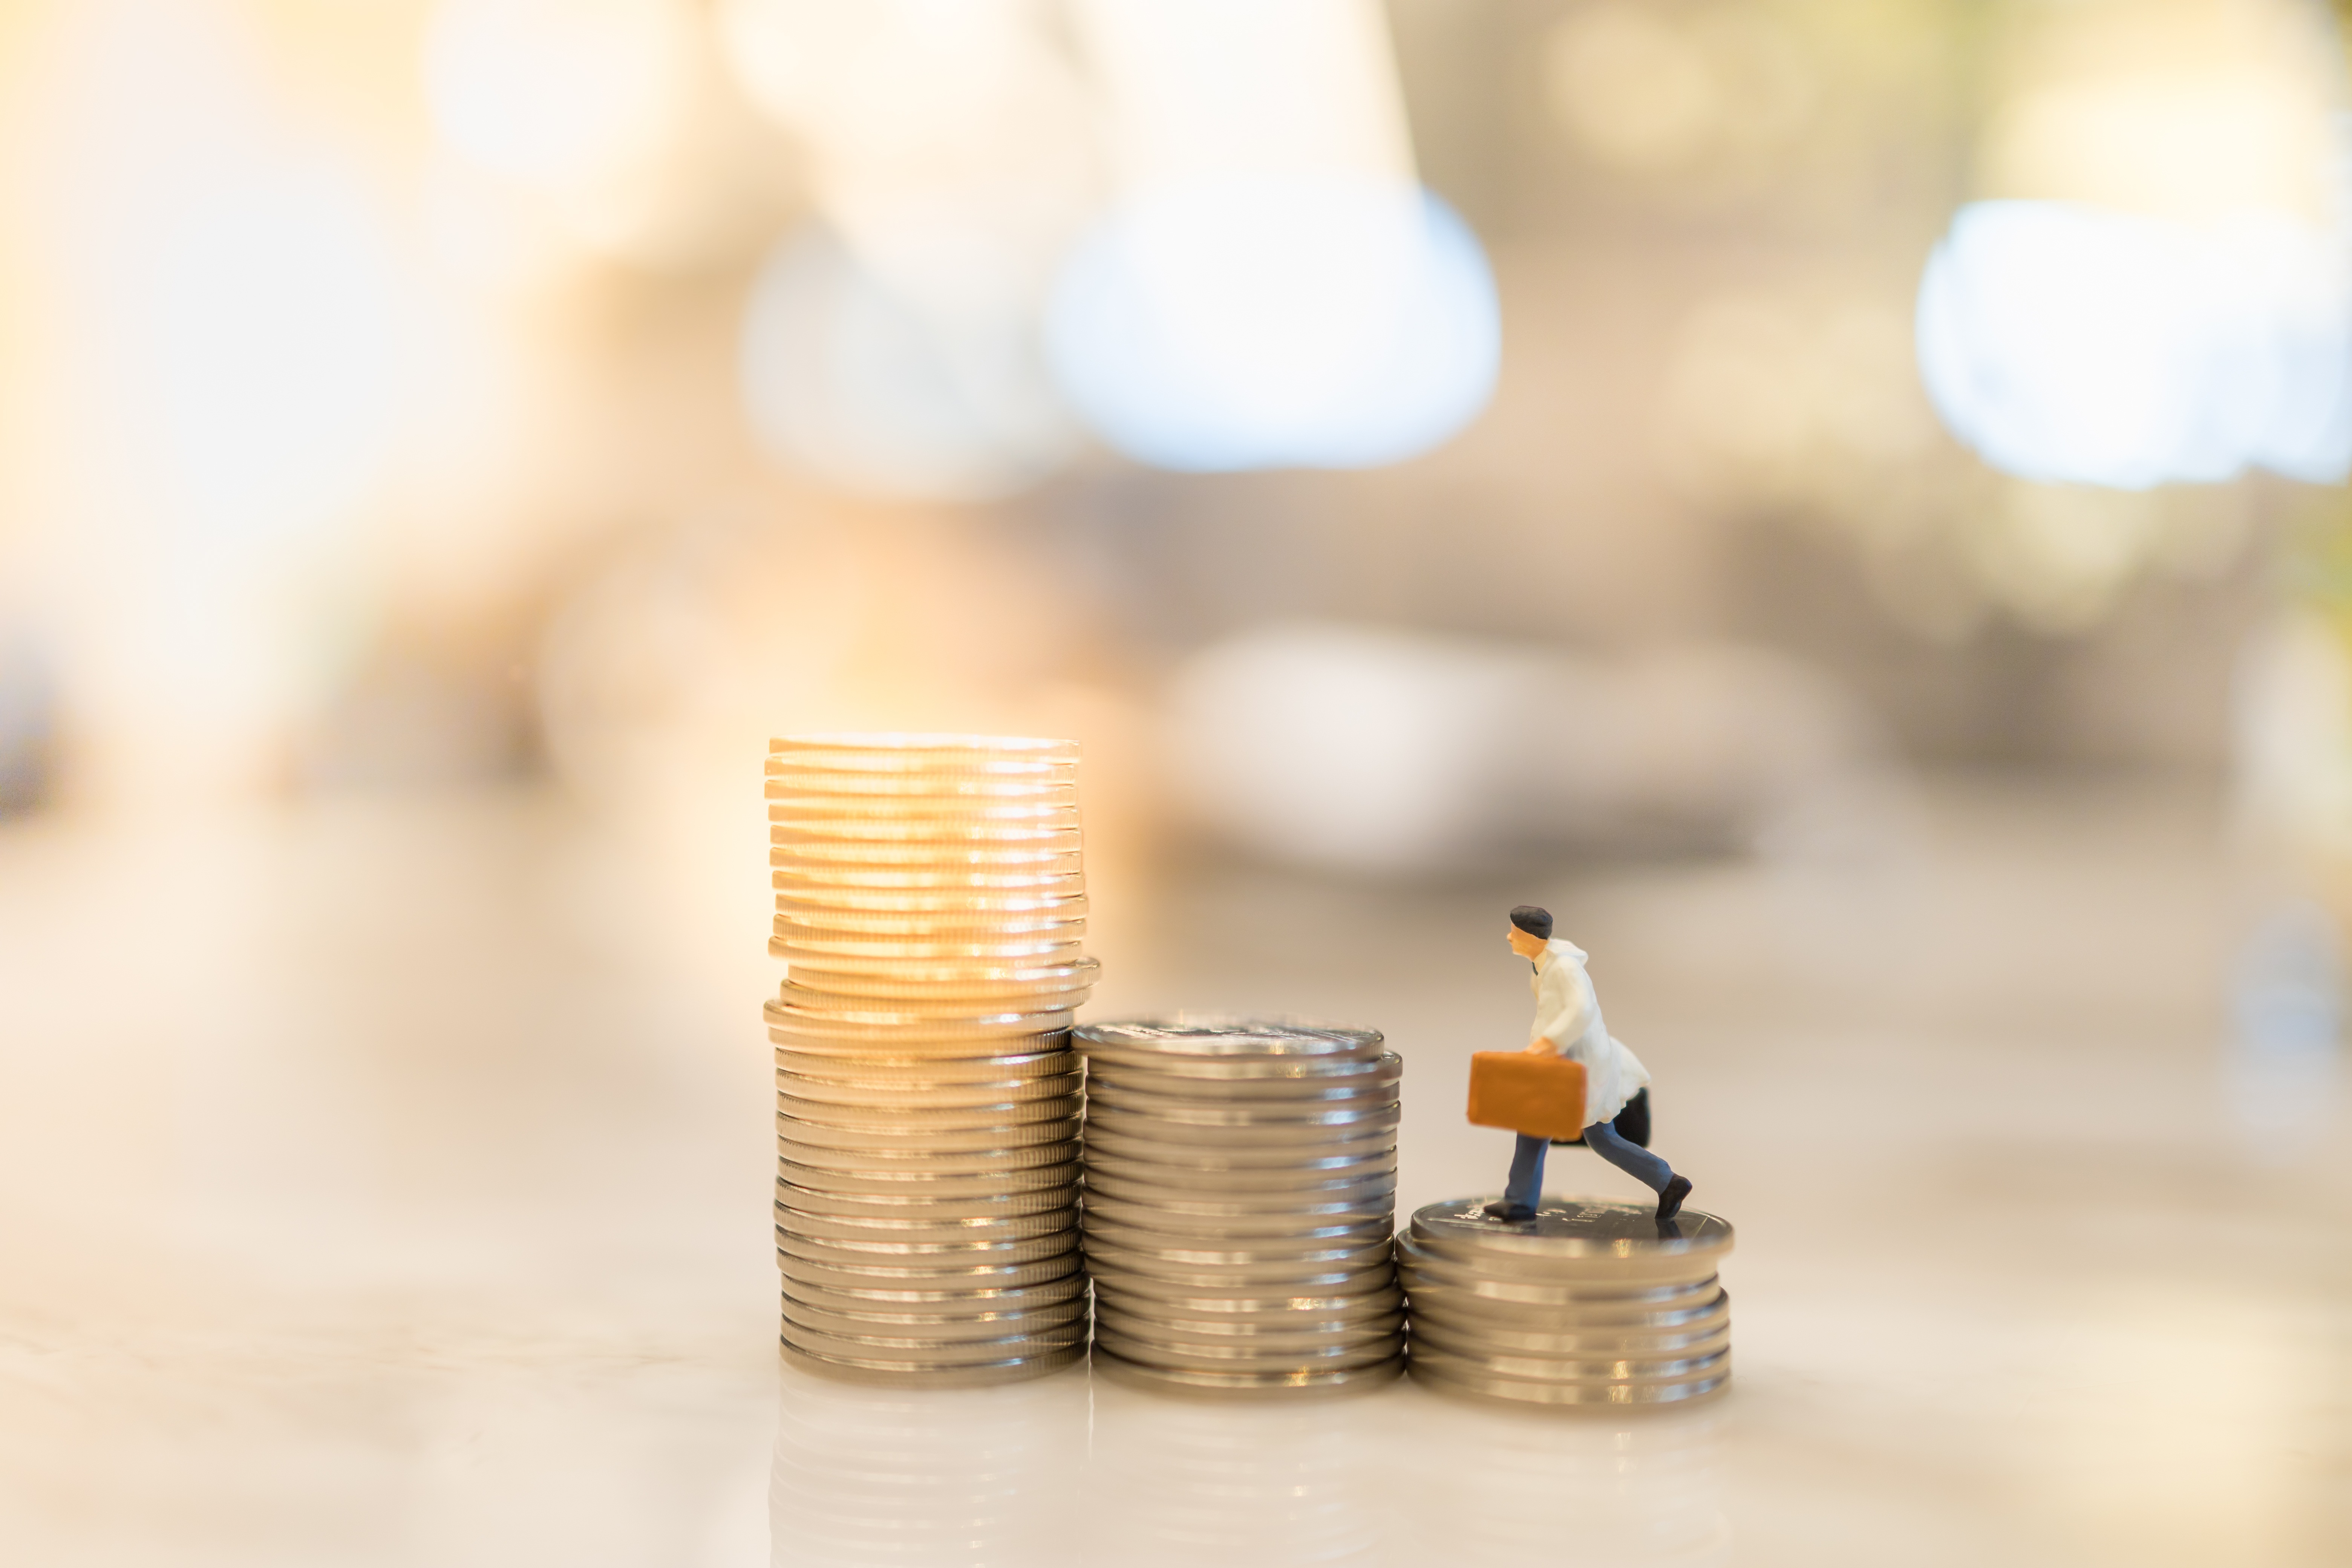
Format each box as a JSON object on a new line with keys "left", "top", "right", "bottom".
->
{"left": 4, "top": 1, "right": 2352, "bottom": 1564}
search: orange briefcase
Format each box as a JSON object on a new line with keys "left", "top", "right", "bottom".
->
{"left": 1467, "top": 1052, "right": 1587, "bottom": 1141}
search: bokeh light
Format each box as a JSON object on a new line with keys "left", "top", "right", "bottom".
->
{"left": 424, "top": 0, "right": 693, "bottom": 191}
{"left": 1916, "top": 199, "right": 2352, "bottom": 489}
{"left": 740, "top": 225, "right": 1078, "bottom": 501}
{"left": 1047, "top": 180, "right": 1498, "bottom": 471}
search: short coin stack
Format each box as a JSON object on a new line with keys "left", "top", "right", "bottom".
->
{"left": 1075, "top": 1018, "right": 1406, "bottom": 1394}
{"left": 766, "top": 733, "right": 1098, "bottom": 1386}
{"left": 1399, "top": 1197, "right": 1733, "bottom": 1408}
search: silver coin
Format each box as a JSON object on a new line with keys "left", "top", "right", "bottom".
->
{"left": 1078, "top": 1123, "right": 1396, "bottom": 1165}
{"left": 775, "top": 926, "right": 1087, "bottom": 959}
{"left": 1084, "top": 1256, "right": 1396, "bottom": 1297}
{"left": 772, "top": 880, "right": 1084, "bottom": 911}
{"left": 777, "top": 1138, "right": 1080, "bottom": 1176}
{"left": 1078, "top": 1165, "right": 1396, "bottom": 1209}
{"left": 1095, "top": 1323, "right": 1404, "bottom": 1361}
{"left": 1082, "top": 1090, "right": 1392, "bottom": 1128}
{"left": 763, "top": 777, "right": 1078, "bottom": 802}
{"left": 776, "top": 1111, "right": 1080, "bottom": 1152}
{"left": 1082, "top": 1170, "right": 1392, "bottom": 1213}
{"left": 780, "top": 1338, "right": 1088, "bottom": 1389}
{"left": 1084, "top": 1049, "right": 1397, "bottom": 1083}
{"left": 767, "top": 998, "right": 1074, "bottom": 1041}
{"left": 775, "top": 1093, "right": 1078, "bottom": 1130}
{"left": 1406, "top": 1317, "right": 1732, "bottom": 1369}
{"left": 1079, "top": 1108, "right": 1403, "bottom": 1146}
{"left": 1083, "top": 1091, "right": 1397, "bottom": 1125}
{"left": 1404, "top": 1337, "right": 1731, "bottom": 1386}
{"left": 1080, "top": 1237, "right": 1393, "bottom": 1283}
{"left": 778, "top": 1007, "right": 1091, "bottom": 1039}
{"left": 775, "top": 1257, "right": 1086, "bottom": 1296}
{"left": 770, "top": 867, "right": 1087, "bottom": 900}
{"left": 780, "top": 949, "right": 1097, "bottom": 988}
{"left": 1401, "top": 1279, "right": 1732, "bottom": 1335}
{"left": 1077, "top": 1150, "right": 1396, "bottom": 1192}
{"left": 762, "top": 815, "right": 1082, "bottom": 844}
{"left": 1090, "top": 1280, "right": 1402, "bottom": 1320}
{"left": 1395, "top": 1234, "right": 1720, "bottom": 1295}
{"left": 1080, "top": 1051, "right": 1395, "bottom": 1085}
{"left": 1093, "top": 1315, "right": 1402, "bottom": 1359}
{"left": 1078, "top": 1220, "right": 1393, "bottom": 1265}
{"left": 763, "top": 802, "right": 1080, "bottom": 833}
{"left": 1082, "top": 1060, "right": 1401, "bottom": 1107}
{"left": 770, "top": 1035, "right": 1079, "bottom": 1068}
{"left": 778, "top": 1073, "right": 1081, "bottom": 1110}
{"left": 778, "top": 1085, "right": 1078, "bottom": 1121}
{"left": 776, "top": 1202, "right": 1076, "bottom": 1245}
{"left": 781, "top": 1318, "right": 1089, "bottom": 1367}
{"left": 776, "top": 989, "right": 1088, "bottom": 1028}
{"left": 1096, "top": 1316, "right": 1402, "bottom": 1354}
{"left": 777, "top": 1157, "right": 1079, "bottom": 1196}
{"left": 1077, "top": 1189, "right": 1392, "bottom": 1233}
{"left": 776, "top": 1247, "right": 1081, "bottom": 1293}
{"left": 781, "top": 902, "right": 1091, "bottom": 940}
{"left": 1079, "top": 1200, "right": 1391, "bottom": 1245}
{"left": 782, "top": 1295, "right": 1090, "bottom": 1344}
{"left": 1092, "top": 1326, "right": 1400, "bottom": 1374}
{"left": 779, "top": 1271, "right": 1089, "bottom": 1317}
{"left": 1080, "top": 1088, "right": 1401, "bottom": 1125}
{"left": 764, "top": 783, "right": 1078, "bottom": 812}
{"left": 776, "top": 1225, "right": 1076, "bottom": 1265}
{"left": 1075, "top": 1018, "right": 1383, "bottom": 1059}
{"left": 780, "top": 970, "right": 1093, "bottom": 1006}
{"left": 1398, "top": 1245, "right": 1723, "bottom": 1307}
{"left": 776, "top": 1046, "right": 1076, "bottom": 1081}
{"left": 1407, "top": 1198, "right": 1734, "bottom": 1265}
{"left": 1392, "top": 1241, "right": 1712, "bottom": 1288}
{"left": 771, "top": 912, "right": 1089, "bottom": 948}
{"left": 772, "top": 1037, "right": 1078, "bottom": 1069}
{"left": 778, "top": 1178, "right": 1076, "bottom": 1219}
{"left": 1403, "top": 1348, "right": 1729, "bottom": 1409}
{"left": 1088, "top": 1346, "right": 1402, "bottom": 1397}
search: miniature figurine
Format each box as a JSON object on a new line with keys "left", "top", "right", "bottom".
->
{"left": 1484, "top": 906, "right": 1692, "bottom": 1226}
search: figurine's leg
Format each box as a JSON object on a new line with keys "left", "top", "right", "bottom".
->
{"left": 1503, "top": 1133, "right": 1548, "bottom": 1210}
{"left": 1585, "top": 1120, "right": 1693, "bottom": 1223}
{"left": 1581, "top": 1120, "right": 1672, "bottom": 1193}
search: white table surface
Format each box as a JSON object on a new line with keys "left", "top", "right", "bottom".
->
{"left": 0, "top": 775, "right": 2343, "bottom": 1566}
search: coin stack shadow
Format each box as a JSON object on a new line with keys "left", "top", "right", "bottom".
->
{"left": 1074, "top": 1018, "right": 1406, "bottom": 1394}
{"left": 766, "top": 733, "right": 1098, "bottom": 1386}
{"left": 1398, "top": 1197, "right": 1733, "bottom": 1408}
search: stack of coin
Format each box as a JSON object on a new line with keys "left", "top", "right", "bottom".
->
{"left": 1074, "top": 1018, "right": 1405, "bottom": 1394}
{"left": 766, "top": 733, "right": 1098, "bottom": 1385}
{"left": 1398, "top": 1197, "right": 1733, "bottom": 1408}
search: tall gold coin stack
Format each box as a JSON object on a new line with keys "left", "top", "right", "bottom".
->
{"left": 1399, "top": 1197, "right": 1733, "bottom": 1408}
{"left": 1075, "top": 1018, "right": 1406, "bottom": 1395}
{"left": 765, "top": 733, "right": 1098, "bottom": 1386}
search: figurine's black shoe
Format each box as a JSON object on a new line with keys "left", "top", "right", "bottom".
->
{"left": 1655, "top": 1176, "right": 1692, "bottom": 1225}
{"left": 1482, "top": 1201, "right": 1537, "bottom": 1222}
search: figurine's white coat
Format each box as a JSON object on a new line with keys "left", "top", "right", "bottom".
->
{"left": 1527, "top": 938, "right": 1650, "bottom": 1127}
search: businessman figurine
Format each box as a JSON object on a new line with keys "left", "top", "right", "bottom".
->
{"left": 1486, "top": 905, "right": 1693, "bottom": 1226}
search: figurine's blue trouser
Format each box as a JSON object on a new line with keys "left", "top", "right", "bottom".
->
{"left": 1504, "top": 1124, "right": 1674, "bottom": 1211}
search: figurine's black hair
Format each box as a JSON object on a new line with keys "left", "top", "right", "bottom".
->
{"left": 1509, "top": 905, "right": 1553, "bottom": 939}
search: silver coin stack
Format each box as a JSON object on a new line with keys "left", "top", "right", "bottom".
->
{"left": 766, "top": 733, "right": 1098, "bottom": 1386}
{"left": 1074, "top": 1018, "right": 1406, "bottom": 1394}
{"left": 1399, "top": 1197, "right": 1733, "bottom": 1408}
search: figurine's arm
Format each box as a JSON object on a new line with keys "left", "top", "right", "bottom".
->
{"left": 1526, "top": 965, "right": 1596, "bottom": 1058}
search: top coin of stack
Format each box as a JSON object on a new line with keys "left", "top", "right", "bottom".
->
{"left": 1399, "top": 1197, "right": 1733, "bottom": 1409}
{"left": 766, "top": 733, "right": 1099, "bottom": 1387}
{"left": 1075, "top": 1018, "right": 1406, "bottom": 1396}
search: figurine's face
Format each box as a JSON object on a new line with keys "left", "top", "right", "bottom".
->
{"left": 1507, "top": 925, "right": 1548, "bottom": 960}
